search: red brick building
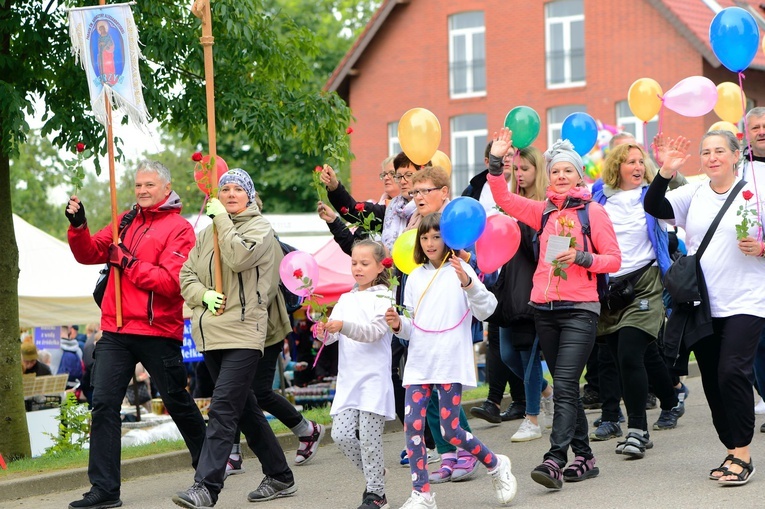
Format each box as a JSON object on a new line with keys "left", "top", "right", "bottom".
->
{"left": 326, "top": 0, "right": 765, "bottom": 199}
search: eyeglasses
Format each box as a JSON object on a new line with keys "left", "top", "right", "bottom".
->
{"left": 379, "top": 171, "right": 396, "bottom": 180}
{"left": 393, "top": 172, "right": 415, "bottom": 182}
{"left": 408, "top": 187, "right": 441, "bottom": 198}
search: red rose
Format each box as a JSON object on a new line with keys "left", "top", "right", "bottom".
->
{"left": 743, "top": 190, "right": 754, "bottom": 201}
{"left": 191, "top": 152, "right": 203, "bottom": 162}
{"left": 293, "top": 268, "right": 303, "bottom": 279}
{"left": 76, "top": 142, "right": 85, "bottom": 153}
{"left": 736, "top": 132, "right": 744, "bottom": 141}
{"left": 354, "top": 203, "right": 365, "bottom": 212}
{"left": 382, "top": 257, "right": 394, "bottom": 269}
{"left": 340, "top": 207, "right": 349, "bottom": 214}
{"left": 346, "top": 127, "right": 353, "bottom": 134}
{"left": 314, "top": 165, "right": 323, "bottom": 173}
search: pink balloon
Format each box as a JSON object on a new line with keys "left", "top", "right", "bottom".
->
{"left": 662, "top": 76, "right": 718, "bottom": 117}
{"left": 279, "top": 251, "right": 319, "bottom": 298}
{"left": 475, "top": 214, "right": 521, "bottom": 273}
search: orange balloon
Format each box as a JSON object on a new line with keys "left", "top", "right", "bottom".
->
{"left": 714, "top": 82, "right": 745, "bottom": 124}
{"left": 708, "top": 120, "right": 739, "bottom": 135}
{"left": 398, "top": 108, "right": 441, "bottom": 165}
{"left": 628, "top": 78, "right": 663, "bottom": 122}
{"left": 429, "top": 150, "right": 452, "bottom": 177}
{"left": 194, "top": 155, "right": 229, "bottom": 195}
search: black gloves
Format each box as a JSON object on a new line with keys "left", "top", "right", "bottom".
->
{"left": 65, "top": 200, "right": 86, "bottom": 228}
{"left": 108, "top": 243, "right": 137, "bottom": 270}
{"left": 488, "top": 154, "right": 504, "bottom": 176}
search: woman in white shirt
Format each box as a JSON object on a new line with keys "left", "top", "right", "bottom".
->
{"left": 644, "top": 130, "right": 765, "bottom": 486}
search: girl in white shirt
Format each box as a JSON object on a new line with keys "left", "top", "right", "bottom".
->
{"left": 315, "top": 239, "right": 396, "bottom": 509}
{"left": 384, "top": 213, "right": 516, "bottom": 509}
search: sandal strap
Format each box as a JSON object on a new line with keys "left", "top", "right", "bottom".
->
{"left": 727, "top": 457, "right": 753, "bottom": 473}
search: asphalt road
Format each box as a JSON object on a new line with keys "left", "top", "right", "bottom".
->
{"left": 4, "top": 376, "right": 765, "bottom": 509}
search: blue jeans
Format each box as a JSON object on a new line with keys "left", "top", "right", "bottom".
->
{"left": 753, "top": 327, "right": 765, "bottom": 398}
{"left": 534, "top": 309, "right": 598, "bottom": 466}
{"left": 498, "top": 326, "right": 547, "bottom": 416}
{"left": 89, "top": 332, "right": 206, "bottom": 498}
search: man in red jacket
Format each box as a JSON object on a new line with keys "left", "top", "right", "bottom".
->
{"left": 66, "top": 160, "right": 206, "bottom": 509}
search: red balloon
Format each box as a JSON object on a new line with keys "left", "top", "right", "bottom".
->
{"left": 194, "top": 155, "right": 229, "bottom": 195}
{"left": 476, "top": 214, "right": 521, "bottom": 273}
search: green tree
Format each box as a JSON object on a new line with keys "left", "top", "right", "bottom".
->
{"left": 0, "top": 0, "right": 352, "bottom": 458}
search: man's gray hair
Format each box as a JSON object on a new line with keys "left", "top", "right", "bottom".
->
{"left": 746, "top": 107, "right": 765, "bottom": 122}
{"left": 136, "top": 160, "right": 171, "bottom": 184}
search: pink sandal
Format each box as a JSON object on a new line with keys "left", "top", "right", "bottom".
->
{"left": 429, "top": 457, "right": 457, "bottom": 484}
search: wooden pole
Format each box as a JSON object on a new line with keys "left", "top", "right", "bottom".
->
{"left": 100, "top": 0, "right": 123, "bottom": 327}
{"left": 192, "top": 0, "right": 223, "bottom": 295}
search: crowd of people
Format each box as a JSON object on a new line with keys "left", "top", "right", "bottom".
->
{"left": 21, "top": 107, "right": 760, "bottom": 509}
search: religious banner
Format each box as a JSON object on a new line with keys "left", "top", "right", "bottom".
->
{"left": 68, "top": 3, "right": 149, "bottom": 127}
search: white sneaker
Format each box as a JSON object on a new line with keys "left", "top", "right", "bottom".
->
{"left": 755, "top": 398, "right": 765, "bottom": 415}
{"left": 510, "top": 418, "right": 542, "bottom": 442}
{"left": 399, "top": 490, "right": 437, "bottom": 509}
{"left": 489, "top": 454, "right": 517, "bottom": 505}
{"left": 541, "top": 393, "right": 554, "bottom": 429}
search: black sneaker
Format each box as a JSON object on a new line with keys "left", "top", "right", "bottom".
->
{"left": 500, "top": 402, "right": 526, "bottom": 421}
{"left": 69, "top": 491, "right": 123, "bottom": 509}
{"left": 593, "top": 408, "right": 625, "bottom": 427}
{"left": 761, "top": 422, "right": 765, "bottom": 433}
{"left": 469, "top": 400, "right": 501, "bottom": 424}
{"left": 247, "top": 476, "right": 297, "bottom": 502}
{"left": 358, "top": 490, "right": 389, "bottom": 509}
{"left": 172, "top": 482, "right": 215, "bottom": 509}
{"left": 581, "top": 388, "right": 601, "bottom": 409}
{"left": 652, "top": 402, "right": 685, "bottom": 430}
{"left": 645, "top": 393, "right": 657, "bottom": 410}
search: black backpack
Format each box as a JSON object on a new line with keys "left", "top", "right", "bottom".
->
{"left": 277, "top": 239, "right": 304, "bottom": 315}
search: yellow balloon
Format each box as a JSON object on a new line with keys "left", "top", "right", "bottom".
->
{"left": 391, "top": 229, "right": 420, "bottom": 275}
{"left": 398, "top": 108, "right": 441, "bottom": 165}
{"left": 708, "top": 120, "right": 739, "bottom": 135}
{"left": 429, "top": 150, "right": 452, "bottom": 177}
{"left": 628, "top": 78, "right": 663, "bottom": 122}
{"left": 714, "top": 82, "right": 745, "bottom": 124}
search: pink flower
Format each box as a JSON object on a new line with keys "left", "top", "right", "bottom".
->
{"left": 293, "top": 268, "right": 303, "bottom": 279}
{"left": 346, "top": 127, "right": 353, "bottom": 134}
{"left": 191, "top": 152, "right": 203, "bottom": 162}
{"left": 314, "top": 165, "right": 323, "bottom": 173}
{"left": 743, "top": 190, "right": 754, "bottom": 201}
{"left": 76, "top": 143, "right": 85, "bottom": 153}
{"left": 354, "top": 203, "right": 365, "bottom": 212}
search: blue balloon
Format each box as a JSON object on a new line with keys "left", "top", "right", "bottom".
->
{"left": 709, "top": 7, "right": 760, "bottom": 73}
{"left": 440, "top": 197, "right": 486, "bottom": 250}
{"left": 561, "top": 113, "right": 597, "bottom": 156}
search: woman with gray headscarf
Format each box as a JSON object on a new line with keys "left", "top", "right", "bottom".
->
{"left": 487, "top": 128, "right": 621, "bottom": 491}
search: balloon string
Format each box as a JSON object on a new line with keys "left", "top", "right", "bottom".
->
{"left": 193, "top": 195, "right": 210, "bottom": 231}
{"left": 312, "top": 330, "right": 327, "bottom": 369}
{"left": 738, "top": 71, "right": 761, "bottom": 241}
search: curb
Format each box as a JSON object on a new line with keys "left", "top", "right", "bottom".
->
{"left": 0, "top": 362, "right": 701, "bottom": 502}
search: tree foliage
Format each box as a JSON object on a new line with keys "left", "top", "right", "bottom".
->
{"left": 0, "top": 0, "right": 364, "bottom": 458}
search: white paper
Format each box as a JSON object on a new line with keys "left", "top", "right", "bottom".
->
{"left": 544, "top": 235, "right": 572, "bottom": 263}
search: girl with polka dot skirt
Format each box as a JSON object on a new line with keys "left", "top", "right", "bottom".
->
{"left": 315, "top": 239, "right": 397, "bottom": 509}
{"left": 384, "top": 213, "right": 517, "bottom": 509}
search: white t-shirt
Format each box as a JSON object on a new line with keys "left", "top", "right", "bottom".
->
{"left": 603, "top": 187, "right": 655, "bottom": 277}
{"left": 665, "top": 177, "right": 765, "bottom": 318}
{"left": 479, "top": 180, "right": 499, "bottom": 217}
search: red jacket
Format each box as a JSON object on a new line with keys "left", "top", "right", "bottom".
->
{"left": 68, "top": 192, "right": 194, "bottom": 340}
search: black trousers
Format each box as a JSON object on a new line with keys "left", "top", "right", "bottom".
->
{"left": 196, "top": 349, "right": 292, "bottom": 499}
{"left": 535, "top": 309, "right": 597, "bottom": 466}
{"left": 89, "top": 332, "right": 206, "bottom": 498}
{"left": 486, "top": 322, "right": 525, "bottom": 406}
{"left": 693, "top": 315, "right": 765, "bottom": 449}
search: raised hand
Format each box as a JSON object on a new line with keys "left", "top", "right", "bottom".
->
{"left": 651, "top": 132, "right": 669, "bottom": 167}
{"left": 659, "top": 136, "right": 691, "bottom": 179}
{"left": 449, "top": 255, "right": 469, "bottom": 286}
{"left": 65, "top": 196, "right": 87, "bottom": 228}
{"left": 317, "top": 201, "right": 337, "bottom": 223}
{"left": 320, "top": 164, "right": 339, "bottom": 191}
{"left": 490, "top": 127, "right": 514, "bottom": 158}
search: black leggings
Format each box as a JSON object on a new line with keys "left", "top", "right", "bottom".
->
{"left": 603, "top": 327, "right": 654, "bottom": 431}
{"left": 693, "top": 315, "right": 765, "bottom": 449}
{"left": 486, "top": 322, "right": 525, "bottom": 406}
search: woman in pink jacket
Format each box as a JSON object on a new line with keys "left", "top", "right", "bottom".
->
{"left": 487, "top": 128, "right": 621, "bottom": 491}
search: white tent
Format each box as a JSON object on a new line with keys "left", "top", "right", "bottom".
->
{"left": 15, "top": 214, "right": 102, "bottom": 327}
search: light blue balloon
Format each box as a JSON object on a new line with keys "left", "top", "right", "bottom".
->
{"left": 709, "top": 7, "right": 760, "bottom": 73}
{"left": 561, "top": 113, "right": 598, "bottom": 156}
{"left": 440, "top": 197, "right": 486, "bottom": 250}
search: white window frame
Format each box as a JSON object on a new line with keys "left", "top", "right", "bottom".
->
{"left": 547, "top": 105, "right": 584, "bottom": 148}
{"left": 450, "top": 115, "right": 488, "bottom": 193}
{"left": 616, "top": 100, "right": 658, "bottom": 147}
{"left": 388, "top": 122, "right": 401, "bottom": 156}
{"left": 545, "top": 1, "right": 585, "bottom": 89}
{"left": 448, "top": 12, "right": 487, "bottom": 99}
